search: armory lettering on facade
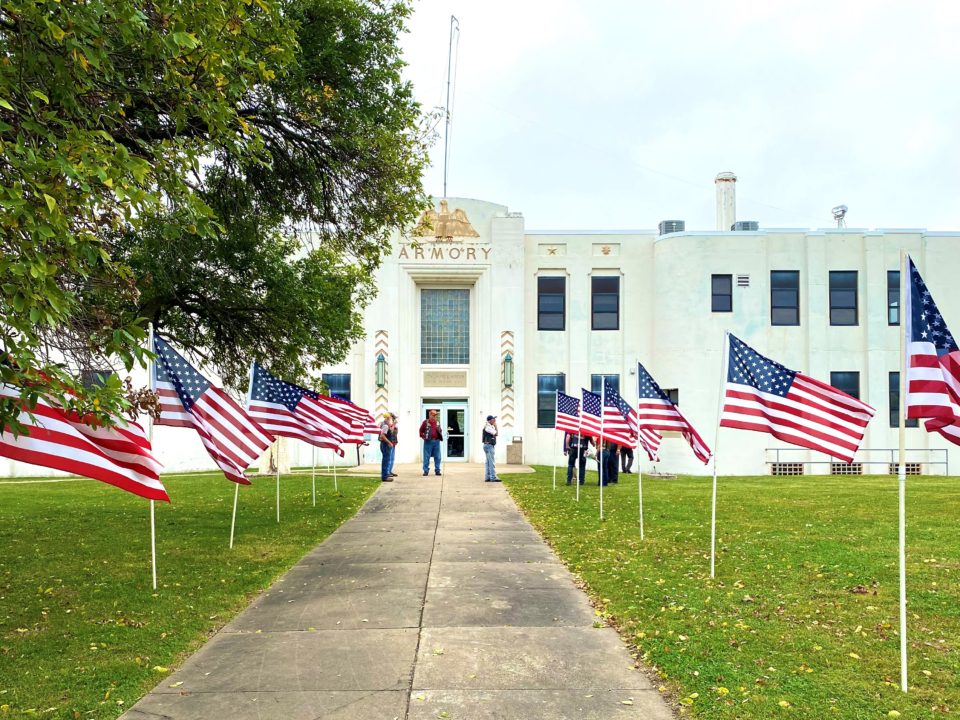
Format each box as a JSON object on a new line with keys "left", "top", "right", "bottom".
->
{"left": 398, "top": 244, "right": 491, "bottom": 261}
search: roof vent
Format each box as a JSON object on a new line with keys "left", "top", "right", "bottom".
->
{"left": 731, "top": 220, "right": 759, "bottom": 231}
{"left": 658, "top": 220, "right": 685, "bottom": 235}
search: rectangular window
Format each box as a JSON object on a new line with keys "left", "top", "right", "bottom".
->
{"left": 830, "top": 371, "right": 859, "bottom": 400}
{"left": 590, "top": 374, "right": 620, "bottom": 395}
{"left": 537, "top": 374, "right": 566, "bottom": 428}
{"left": 889, "top": 372, "right": 919, "bottom": 428}
{"left": 771, "top": 270, "right": 800, "bottom": 326}
{"left": 591, "top": 276, "right": 620, "bottom": 330}
{"left": 537, "top": 276, "right": 566, "bottom": 330}
{"left": 663, "top": 388, "right": 679, "bottom": 405}
{"left": 711, "top": 274, "right": 732, "bottom": 312}
{"left": 322, "top": 373, "right": 351, "bottom": 402}
{"left": 888, "top": 270, "right": 900, "bottom": 326}
{"left": 829, "top": 271, "right": 858, "bottom": 326}
{"left": 420, "top": 288, "right": 470, "bottom": 364}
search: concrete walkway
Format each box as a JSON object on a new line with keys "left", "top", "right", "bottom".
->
{"left": 124, "top": 464, "right": 675, "bottom": 720}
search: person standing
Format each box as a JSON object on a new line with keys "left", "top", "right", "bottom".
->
{"left": 621, "top": 445, "right": 634, "bottom": 474}
{"left": 378, "top": 413, "right": 396, "bottom": 482}
{"left": 482, "top": 415, "right": 500, "bottom": 482}
{"left": 563, "top": 432, "right": 590, "bottom": 485}
{"left": 419, "top": 409, "right": 444, "bottom": 476}
{"left": 386, "top": 414, "right": 398, "bottom": 477}
{"left": 607, "top": 442, "right": 620, "bottom": 484}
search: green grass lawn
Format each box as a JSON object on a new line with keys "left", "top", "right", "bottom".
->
{"left": 504, "top": 468, "right": 959, "bottom": 719}
{"left": 0, "top": 471, "right": 377, "bottom": 719}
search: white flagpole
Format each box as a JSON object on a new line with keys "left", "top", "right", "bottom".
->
{"left": 552, "top": 391, "right": 559, "bottom": 490}
{"left": 333, "top": 448, "right": 338, "bottom": 492}
{"left": 638, "top": 464, "right": 644, "bottom": 539}
{"left": 576, "top": 411, "right": 583, "bottom": 502}
{"left": 552, "top": 436, "right": 558, "bottom": 490}
{"left": 312, "top": 444, "right": 316, "bottom": 507}
{"left": 710, "top": 332, "right": 731, "bottom": 578}
{"left": 599, "top": 386, "right": 605, "bottom": 522}
{"left": 147, "top": 323, "right": 157, "bottom": 590}
{"left": 233, "top": 360, "right": 257, "bottom": 544}
{"left": 229, "top": 483, "right": 239, "bottom": 548}
{"left": 275, "top": 452, "right": 280, "bottom": 523}
{"left": 898, "top": 250, "right": 909, "bottom": 693}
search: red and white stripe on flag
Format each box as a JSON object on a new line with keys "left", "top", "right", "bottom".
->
{"left": 720, "top": 334, "right": 874, "bottom": 463}
{"left": 190, "top": 386, "right": 274, "bottom": 484}
{"left": 247, "top": 398, "right": 343, "bottom": 453}
{"left": 0, "top": 386, "right": 168, "bottom": 501}
{"left": 579, "top": 389, "right": 603, "bottom": 439}
{"left": 636, "top": 400, "right": 711, "bottom": 464}
{"left": 637, "top": 426, "right": 662, "bottom": 462}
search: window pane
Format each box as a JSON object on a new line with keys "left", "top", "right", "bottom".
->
{"left": 593, "top": 312, "right": 619, "bottom": 330}
{"left": 539, "top": 277, "right": 565, "bottom": 294}
{"left": 539, "top": 295, "right": 564, "bottom": 313}
{"left": 712, "top": 275, "right": 732, "bottom": 294}
{"left": 772, "top": 307, "right": 799, "bottom": 326}
{"left": 592, "top": 276, "right": 619, "bottom": 294}
{"left": 830, "top": 271, "right": 857, "bottom": 289}
{"left": 771, "top": 271, "right": 799, "bottom": 289}
{"left": 888, "top": 271, "right": 900, "bottom": 326}
{"left": 590, "top": 374, "right": 620, "bottom": 395}
{"left": 593, "top": 294, "right": 618, "bottom": 312}
{"left": 831, "top": 308, "right": 857, "bottom": 326}
{"left": 712, "top": 295, "right": 732, "bottom": 312}
{"left": 421, "top": 289, "right": 470, "bottom": 364}
{"left": 830, "top": 371, "right": 859, "bottom": 399}
{"left": 538, "top": 313, "right": 564, "bottom": 331}
{"left": 829, "top": 289, "right": 857, "bottom": 308}
{"left": 537, "top": 374, "right": 565, "bottom": 427}
{"left": 322, "top": 373, "right": 351, "bottom": 402}
{"left": 772, "top": 289, "right": 798, "bottom": 307}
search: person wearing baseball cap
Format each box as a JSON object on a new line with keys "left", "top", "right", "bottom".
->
{"left": 482, "top": 415, "right": 500, "bottom": 482}
{"left": 378, "top": 412, "right": 397, "bottom": 482}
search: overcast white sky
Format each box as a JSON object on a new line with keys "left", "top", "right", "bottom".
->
{"left": 399, "top": 1, "right": 960, "bottom": 232}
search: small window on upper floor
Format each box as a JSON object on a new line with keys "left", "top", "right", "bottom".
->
{"left": 537, "top": 276, "right": 566, "bottom": 331}
{"left": 829, "top": 271, "right": 858, "bottom": 326}
{"left": 591, "top": 276, "right": 620, "bottom": 330}
{"left": 771, "top": 270, "right": 800, "bottom": 326}
{"left": 711, "top": 274, "right": 732, "bottom": 312}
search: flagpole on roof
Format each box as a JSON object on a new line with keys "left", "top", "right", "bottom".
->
{"left": 897, "top": 250, "right": 909, "bottom": 692}
{"left": 146, "top": 323, "right": 158, "bottom": 590}
{"left": 710, "top": 331, "right": 731, "bottom": 578}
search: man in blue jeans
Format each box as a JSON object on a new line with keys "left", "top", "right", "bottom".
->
{"left": 378, "top": 413, "right": 396, "bottom": 482}
{"left": 482, "top": 415, "right": 500, "bottom": 482}
{"left": 419, "top": 408, "right": 444, "bottom": 476}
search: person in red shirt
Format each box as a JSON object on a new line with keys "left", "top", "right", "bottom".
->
{"left": 419, "top": 408, "right": 444, "bottom": 476}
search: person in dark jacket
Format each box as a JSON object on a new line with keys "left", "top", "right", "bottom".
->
{"left": 419, "top": 409, "right": 444, "bottom": 476}
{"left": 563, "top": 432, "right": 591, "bottom": 485}
{"left": 482, "top": 415, "right": 500, "bottom": 482}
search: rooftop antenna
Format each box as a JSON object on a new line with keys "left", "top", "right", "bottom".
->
{"left": 443, "top": 15, "right": 460, "bottom": 199}
{"left": 832, "top": 204, "right": 848, "bottom": 228}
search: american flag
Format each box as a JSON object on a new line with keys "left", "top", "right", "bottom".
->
{"left": 720, "top": 334, "right": 875, "bottom": 463}
{"left": 580, "top": 389, "right": 603, "bottom": 439}
{"left": 601, "top": 380, "right": 638, "bottom": 448}
{"left": 0, "top": 385, "right": 168, "bottom": 501}
{"left": 153, "top": 335, "right": 274, "bottom": 484}
{"left": 637, "top": 363, "right": 712, "bottom": 464}
{"left": 308, "top": 395, "right": 359, "bottom": 442}
{"left": 246, "top": 363, "right": 343, "bottom": 454}
{"left": 905, "top": 257, "right": 960, "bottom": 445}
{"left": 555, "top": 391, "right": 581, "bottom": 434}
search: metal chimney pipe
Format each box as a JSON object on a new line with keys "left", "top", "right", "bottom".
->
{"left": 715, "top": 172, "right": 737, "bottom": 231}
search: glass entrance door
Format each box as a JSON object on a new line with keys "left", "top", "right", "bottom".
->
{"left": 421, "top": 401, "right": 468, "bottom": 463}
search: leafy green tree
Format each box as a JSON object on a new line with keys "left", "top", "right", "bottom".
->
{"left": 0, "top": 0, "right": 428, "bottom": 431}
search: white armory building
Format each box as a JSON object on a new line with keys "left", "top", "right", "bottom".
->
{"left": 320, "top": 173, "right": 960, "bottom": 476}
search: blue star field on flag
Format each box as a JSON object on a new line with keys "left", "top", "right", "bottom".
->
{"left": 727, "top": 334, "right": 796, "bottom": 397}
{"left": 250, "top": 362, "right": 319, "bottom": 411}
{"left": 154, "top": 336, "right": 211, "bottom": 410}
{"left": 909, "top": 257, "right": 958, "bottom": 354}
{"left": 557, "top": 392, "right": 580, "bottom": 418}
{"left": 637, "top": 363, "right": 670, "bottom": 401}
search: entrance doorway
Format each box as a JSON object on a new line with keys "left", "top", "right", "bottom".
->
{"left": 421, "top": 400, "right": 469, "bottom": 463}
